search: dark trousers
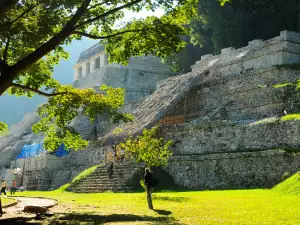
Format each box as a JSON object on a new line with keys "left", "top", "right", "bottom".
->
{"left": 10, "top": 187, "right": 16, "bottom": 195}
{"left": 0, "top": 187, "right": 6, "bottom": 195}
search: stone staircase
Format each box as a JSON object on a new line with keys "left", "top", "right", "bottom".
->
{"left": 67, "top": 162, "right": 144, "bottom": 193}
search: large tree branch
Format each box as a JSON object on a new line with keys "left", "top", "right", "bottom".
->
{"left": 0, "top": 0, "right": 18, "bottom": 19}
{"left": 73, "top": 29, "right": 144, "bottom": 39}
{"left": 0, "top": 0, "right": 91, "bottom": 96}
{"left": 11, "top": 83, "right": 67, "bottom": 97}
{"left": 75, "top": 0, "right": 143, "bottom": 29}
{"left": 11, "top": 0, "right": 91, "bottom": 74}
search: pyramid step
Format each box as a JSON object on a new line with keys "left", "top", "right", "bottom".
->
{"left": 78, "top": 180, "right": 125, "bottom": 184}
{"left": 76, "top": 182, "right": 125, "bottom": 187}
{"left": 81, "top": 178, "right": 124, "bottom": 181}
{"left": 67, "top": 162, "right": 144, "bottom": 193}
{"left": 68, "top": 187, "right": 134, "bottom": 193}
{"left": 71, "top": 187, "right": 134, "bottom": 191}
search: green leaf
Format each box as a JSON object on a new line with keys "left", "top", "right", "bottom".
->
{"left": 119, "top": 126, "right": 173, "bottom": 167}
{"left": 32, "top": 84, "right": 133, "bottom": 151}
{"left": 0, "top": 122, "right": 9, "bottom": 135}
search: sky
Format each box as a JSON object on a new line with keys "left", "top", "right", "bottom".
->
{"left": 0, "top": 7, "right": 164, "bottom": 126}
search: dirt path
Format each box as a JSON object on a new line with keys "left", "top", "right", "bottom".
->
{"left": 1, "top": 197, "right": 57, "bottom": 219}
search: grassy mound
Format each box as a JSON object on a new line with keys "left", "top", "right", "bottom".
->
{"left": 272, "top": 172, "right": 300, "bottom": 195}
{"left": 60, "top": 165, "right": 100, "bottom": 191}
{"left": 281, "top": 113, "right": 300, "bottom": 121}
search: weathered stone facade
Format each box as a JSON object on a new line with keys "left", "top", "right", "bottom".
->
{"left": 162, "top": 120, "right": 300, "bottom": 189}
{"left": 160, "top": 31, "right": 300, "bottom": 189}
{"left": 101, "top": 30, "right": 300, "bottom": 190}
{"left": 166, "top": 150, "right": 300, "bottom": 189}
{"left": 73, "top": 43, "right": 176, "bottom": 102}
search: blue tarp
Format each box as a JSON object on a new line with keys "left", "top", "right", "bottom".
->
{"left": 16, "top": 143, "right": 69, "bottom": 159}
{"left": 55, "top": 144, "right": 69, "bottom": 157}
{"left": 16, "top": 143, "right": 45, "bottom": 159}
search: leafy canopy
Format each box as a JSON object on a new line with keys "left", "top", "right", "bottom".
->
{"left": 0, "top": 0, "right": 226, "bottom": 149}
{"left": 119, "top": 126, "right": 173, "bottom": 167}
{"left": 0, "top": 122, "right": 8, "bottom": 135}
{"left": 32, "top": 85, "right": 133, "bottom": 151}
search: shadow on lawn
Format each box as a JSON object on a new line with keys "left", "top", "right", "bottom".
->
{"left": 153, "top": 209, "right": 172, "bottom": 215}
{"left": 0, "top": 213, "right": 185, "bottom": 225}
{"left": 152, "top": 196, "right": 190, "bottom": 203}
{"left": 0, "top": 217, "right": 41, "bottom": 225}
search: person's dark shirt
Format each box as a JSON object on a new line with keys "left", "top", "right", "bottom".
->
{"left": 144, "top": 172, "right": 153, "bottom": 188}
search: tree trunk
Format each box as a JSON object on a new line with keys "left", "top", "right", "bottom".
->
{"left": 146, "top": 188, "right": 153, "bottom": 210}
{"left": 0, "top": 62, "right": 13, "bottom": 96}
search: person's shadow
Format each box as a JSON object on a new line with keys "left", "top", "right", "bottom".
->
{"left": 153, "top": 209, "right": 172, "bottom": 216}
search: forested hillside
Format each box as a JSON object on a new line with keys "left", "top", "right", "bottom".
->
{"left": 167, "top": 0, "right": 300, "bottom": 72}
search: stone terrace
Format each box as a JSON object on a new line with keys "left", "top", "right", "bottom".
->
{"left": 101, "top": 30, "right": 300, "bottom": 145}
{"left": 67, "top": 162, "right": 144, "bottom": 193}
{"left": 99, "top": 31, "right": 300, "bottom": 190}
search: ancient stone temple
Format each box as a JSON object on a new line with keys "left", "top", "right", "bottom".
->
{"left": 2, "top": 31, "right": 300, "bottom": 191}
{"left": 101, "top": 30, "right": 300, "bottom": 189}
{"left": 0, "top": 44, "right": 175, "bottom": 190}
{"left": 73, "top": 43, "right": 174, "bottom": 102}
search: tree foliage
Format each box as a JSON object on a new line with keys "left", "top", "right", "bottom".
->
{"left": 166, "top": 0, "right": 300, "bottom": 71}
{"left": 0, "top": 0, "right": 195, "bottom": 96}
{"left": 0, "top": 0, "right": 197, "bottom": 150}
{"left": 32, "top": 85, "right": 133, "bottom": 151}
{"left": 190, "top": 0, "right": 300, "bottom": 54}
{"left": 0, "top": 122, "right": 8, "bottom": 135}
{"left": 119, "top": 126, "right": 173, "bottom": 167}
{"left": 163, "top": 40, "right": 204, "bottom": 73}
{"left": 0, "top": 0, "right": 229, "bottom": 150}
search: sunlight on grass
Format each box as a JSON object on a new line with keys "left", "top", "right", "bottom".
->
{"left": 13, "top": 187, "right": 300, "bottom": 225}
{"left": 281, "top": 113, "right": 300, "bottom": 120}
{"left": 1, "top": 197, "right": 16, "bottom": 207}
{"left": 59, "top": 164, "right": 100, "bottom": 191}
{"left": 273, "top": 172, "right": 300, "bottom": 195}
{"left": 249, "top": 117, "right": 279, "bottom": 125}
{"left": 273, "top": 83, "right": 291, "bottom": 88}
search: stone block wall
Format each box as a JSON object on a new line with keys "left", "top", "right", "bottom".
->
{"left": 161, "top": 32, "right": 300, "bottom": 125}
{"left": 156, "top": 31, "right": 300, "bottom": 189}
{"left": 162, "top": 120, "right": 300, "bottom": 189}
{"left": 162, "top": 120, "right": 300, "bottom": 155}
{"left": 166, "top": 68, "right": 300, "bottom": 123}
{"left": 192, "top": 31, "right": 300, "bottom": 75}
{"left": 166, "top": 151, "right": 300, "bottom": 189}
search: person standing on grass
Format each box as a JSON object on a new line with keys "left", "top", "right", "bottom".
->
{"left": 10, "top": 180, "right": 16, "bottom": 195}
{"left": 144, "top": 168, "right": 154, "bottom": 209}
{"left": 0, "top": 180, "right": 6, "bottom": 196}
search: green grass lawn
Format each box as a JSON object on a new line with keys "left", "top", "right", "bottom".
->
{"left": 1, "top": 197, "right": 16, "bottom": 207}
{"left": 7, "top": 172, "right": 300, "bottom": 224}
{"left": 12, "top": 188, "right": 300, "bottom": 225}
